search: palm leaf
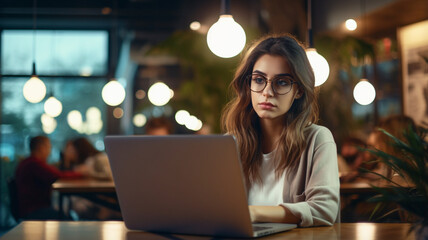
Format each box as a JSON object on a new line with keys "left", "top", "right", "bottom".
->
{"left": 362, "top": 127, "right": 428, "bottom": 230}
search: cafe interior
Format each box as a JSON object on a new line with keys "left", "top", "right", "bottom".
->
{"left": 0, "top": 0, "right": 428, "bottom": 239}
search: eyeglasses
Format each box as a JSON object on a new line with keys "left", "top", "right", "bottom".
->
{"left": 248, "top": 73, "right": 297, "bottom": 95}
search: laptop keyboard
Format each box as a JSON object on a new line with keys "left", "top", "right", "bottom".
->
{"left": 253, "top": 226, "right": 272, "bottom": 231}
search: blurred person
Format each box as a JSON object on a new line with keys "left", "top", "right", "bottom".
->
{"left": 62, "top": 137, "right": 119, "bottom": 220}
{"left": 364, "top": 115, "right": 417, "bottom": 180}
{"left": 338, "top": 137, "right": 368, "bottom": 182}
{"left": 342, "top": 116, "right": 417, "bottom": 222}
{"left": 63, "top": 137, "right": 112, "bottom": 180}
{"left": 221, "top": 34, "right": 339, "bottom": 226}
{"left": 145, "top": 117, "right": 173, "bottom": 135}
{"left": 14, "top": 136, "right": 82, "bottom": 219}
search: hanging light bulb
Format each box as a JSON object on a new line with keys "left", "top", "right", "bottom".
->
{"left": 305, "top": 0, "right": 329, "bottom": 86}
{"left": 345, "top": 19, "right": 358, "bottom": 31}
{"left": 24, "top": 1, "right": 46, "bottom": 103}
{"left": 102, "top": 79, "right": 126, "bottom": 106}
{"left": 148, "top": 82, "right": 173, "bottom": 106}
{"left": 306, "top": 48, "right": 330, "bottom": 86}
{"left": 206, "top": 0, "right": 246, "bottom": 58}
{"left": 353, "top": 79, "right": 376, "bottom": 105}
{"left": 354, "top": 56, "right": 376, "bottom": 105}
{"left": 23, "top": 72, "right": 46, "bottom": 103}
{"left": 44, "top": 96, "right": 63, "bottom": 117}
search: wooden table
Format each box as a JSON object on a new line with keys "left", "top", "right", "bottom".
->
{"left": 340, "top": 176, "right": 412, "bottom": 195}
{"left": 0, "top": 221, "right": 415, "bottom": 240}
{"left": 52, "top": 178, "right": 118, "bottom": 214}
{"left": 53, "top": 178, "right": 115, "bottom": 193}
{"left": 340, "top": 182, "right": 378, "bottom": 194}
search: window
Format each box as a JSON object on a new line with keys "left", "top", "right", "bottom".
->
{"left": 1, "top": 30, "right": 109, "bottom": 163}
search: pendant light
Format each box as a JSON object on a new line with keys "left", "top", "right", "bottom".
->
{"left": 305, "top": 0, "right": 330, "bottom": 87}
{"left": 44, "top": 93, "right": 63, "bottom": 117}
{"left": 23, "top": 0, "right": 46, "bottom": 103}
{"left": 353, "top": 0, "right": 376, "bottom": 106}
{"left": 207, "top": 0, "right": 246, "bottom": 58}
{"left": 44, "top": 32, "right": 62, "bottom": 118}
{"left": 102, "top": 0, "right": 126, "bottom": 107}
{"left": 353, "top": 63, "right": 376, "bottom": 105}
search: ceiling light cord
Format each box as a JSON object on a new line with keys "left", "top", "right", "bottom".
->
{"left": 220, "top": 0, "right": 230, "bottom": 15}
{"left": 307, "top": 0, "right": 313, "bottom": 48}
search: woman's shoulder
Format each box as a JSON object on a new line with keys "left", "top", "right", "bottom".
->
{"left": 304, "top": 124, "right": 335, "bottom": 145}
{"left": 92, "top": 152, "right": 108, "bottom": 161}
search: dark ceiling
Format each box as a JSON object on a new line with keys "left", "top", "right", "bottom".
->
{"left": 1, "top": 0, "right": 427, "bottom": 44}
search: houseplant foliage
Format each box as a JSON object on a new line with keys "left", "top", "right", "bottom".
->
{"left": 364, "top": 127, "right": 428, "bottom": 236}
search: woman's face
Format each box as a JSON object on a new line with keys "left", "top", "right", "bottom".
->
{"left": 64, "top": 142, "right": 78, "bottom": 162}
{"left": 250, "top": 54, "right": 300, "bottom": 121}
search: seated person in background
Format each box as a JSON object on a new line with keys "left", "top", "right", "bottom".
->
{"left": 145, "top": 117, "right": 173, "bottom": 135}
{"left": 15, "top": 136, "right": 82, "bottom": 219}
{"left": 338, "top": 137, "right": 368, "bottom": 182}
{"left": 364, "top": 115, "right": 417, "bottom": 181}
{"left": 63, "top": 137, "right": 119, "bottom": 220}
{"left": 63, "top": 137, "right": 112, "bottom": 180}
{"left": 341, "top": 115, "right": 417, "bottom": 222}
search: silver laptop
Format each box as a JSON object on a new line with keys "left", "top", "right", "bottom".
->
{"left": 104, "top": 135, "right": 297, "bottom": 238}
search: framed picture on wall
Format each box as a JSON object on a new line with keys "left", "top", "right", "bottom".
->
{"left": 398, "top": 20, "right": 428, "bottom": 129}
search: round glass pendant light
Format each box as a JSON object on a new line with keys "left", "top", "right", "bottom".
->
{"left": 102, "top": 79, "right": 126, "bottom": 106}
{"left": 345, "top": 19, "right": 357, "bottom": 31}
{"left": 67, "top": 110, "right": 83, "bottom": 130}
{"left": 133, "top": 113, "right": 147, "bottom": 127}
{"left": 175, "top": 110, "right": 190, "bottom": 125}
{"left": 148, "top": 82, "right": 173, "bottom": 106}
{"left": 353, "top": 79, "right": 376, "bottom": 105}
{"left": 207, "top": 15, "right": 246, "bottom": 58}
{"left": 23, "top": 76, "right": 46, "bottom": 103}
{"left": 305, "top": 0, "right": 330, "bottom": 87}
{"left": 306, "top": 48, "right": 330, "bottom": 87}
{"left": 41, "top": 113, "right": 57, "bottom": 134}
{"left": 44, "top": 96, "right": 62, "bottom": 117}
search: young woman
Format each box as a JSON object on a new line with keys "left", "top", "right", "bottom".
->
{"left": 222, "top": 34, "right": 339, "bottom": 227}
{"left": 64, "top": 137, "right": 112, "bottom": 180}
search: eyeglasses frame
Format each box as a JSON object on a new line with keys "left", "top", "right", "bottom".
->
{"left": 247, "top": 73, "right": 298, "bottom": 95}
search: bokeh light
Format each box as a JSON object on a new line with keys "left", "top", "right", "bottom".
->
{"left": 345, "top": 19, "right": 357, "bottom": 31}
{"left": 148, "top": 82, "right": 173, "bottom": 106}
{"left": 44, "top": 96, "right": 63, "bottom": 117}
{"left": 102, "top": 80, "right": 126, "bottom": 106}
{"left": 133, "top": 113, "right": 147, "bottom": 127}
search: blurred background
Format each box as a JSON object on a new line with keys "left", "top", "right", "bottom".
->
{"left": 0, "top": 0, "right": 427, "bottom": 227}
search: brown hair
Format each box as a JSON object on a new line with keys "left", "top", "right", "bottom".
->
{"left": 71, "top": 138, "right": 100, "bottom": 164}
{"left": 29, "top": 136, "right": 49, "bottom": 152}
{"left": 221, "top": 33, "right": 319, "bottom": 184}
{"left": 145, "top": 117, "right": 173, "bottom": 134}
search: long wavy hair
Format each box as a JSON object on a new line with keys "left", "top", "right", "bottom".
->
{"left": 221, "top": 33, "right": 319, "bottom": 184}
{"left": 71, "top": 137, "right": 100, "bottom": 164}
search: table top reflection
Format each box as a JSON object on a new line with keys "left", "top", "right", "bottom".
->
{"left": 1, "top": 221, "right": 414, "bottom": 240}
{"left": 52, "top": 178, "right": 115, "bottom": 193}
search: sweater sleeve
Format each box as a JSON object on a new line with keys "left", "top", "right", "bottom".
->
{"left": 280, "top": 127, "right": 340, "bottom": 227}
{"left": 32, "top": 160, "right": 82, "bottom": 183}
{"left": 31, "top": 161, "right": 62, "bottom": 185}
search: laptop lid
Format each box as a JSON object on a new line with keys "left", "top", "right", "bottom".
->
{"left": 105, "top": 135, "right": 257, "bottom": 237}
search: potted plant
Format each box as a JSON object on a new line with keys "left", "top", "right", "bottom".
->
{"left": 363, "top": 127, "right": 428, "bottom": 239}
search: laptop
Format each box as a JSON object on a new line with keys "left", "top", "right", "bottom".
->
{"left": 104, "top": 135, "right": 297, "bottom": 238}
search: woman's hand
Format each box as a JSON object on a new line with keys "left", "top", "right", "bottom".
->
{"left": 249, "top": 205, "right": 257, "bottom": 222}
{"left": 248, "top": 205, "right": 300, "bottom": 224}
